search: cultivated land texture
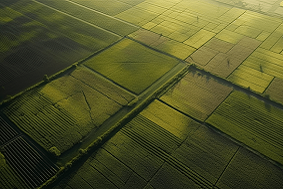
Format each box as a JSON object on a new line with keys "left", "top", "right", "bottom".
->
{"left": 84, "top": 39, "right": 180, "bottom": 94}
{"left": 3, "top": 66, "right": 134, "bottom": 154}
{"left": 51, "top": 100, "right": 283, "bottom": 189}
{"left": 1, "top": 0, "right": 283, "bottom": 188}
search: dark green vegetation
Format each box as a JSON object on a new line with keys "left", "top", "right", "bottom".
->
{"left": 206, "top": 90, "right": 283, "bottom": 165}
{"left": 0, "top": 153, "right": 30, "bottom": 189}
{"left": 2, "top": 66, "right": 134, "bottom": 154}
{"left": 0, "top": 0, "right": 120, "bottom": 100}
{"left": 160, "top": 70, "right": 233, "bottom": 121}
{"left": 1, "top": 0, "right": 283, "bottom": 188}
{"left": 0, "top": 116, "right": 59, "bottom": 188}
{"left": 36, "top": 0, "right": 139, "bottom": 36}
{"left": 51, "top": 100, "right": 283, "bottom": 189}
{"left": 216, "top": 147, "right": 283, "bottom": 189}
{"left": 84, "top": 39, "right": 180, "bottom": 94}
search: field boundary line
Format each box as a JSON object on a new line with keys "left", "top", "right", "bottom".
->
{"left": 121, "top": 128, "right": 216, "bottom": 189}
{"left": 32, "top": 0, "right": 121, "bottom": 37}
{"left": 214, "top": 146, "right": 240, "bottom": 186}
{"left": 189, "top": 65, "right": 283, "bottom": 111}
{"left": 262, "top": 76, "right": 275, "bottom": 94}
{"left": 65, "top": 0, "right": 139, "bottom": 28}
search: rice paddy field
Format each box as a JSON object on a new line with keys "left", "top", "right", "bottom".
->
{"left": 1, "top": 0, "right": 283, "bottom": 188}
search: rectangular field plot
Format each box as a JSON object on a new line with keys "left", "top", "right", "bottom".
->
{"left": 216, "top": 147, "right": 283, "bottom": 189}
{"left": 111, "top": 100, "right": 237, "bottom": 187}
{"left": 239, "top": 48, "right": 283, "bottom": 80}
{"left": 35, "top": 0, "right": 139, "bottom": 36}
{"left": 264, "top": 78, "right": 283, "bottom": 105}
{"left": 261, "top": 23, "right": 283, "bottom": 52}
{"left": 51, "top": 99, "right": 283, "bottom": 189}
{"left": 189, "top": 36, "right": 261, "bottom": 78}
{"left": 2, "top": 136, "right": 59, "bottom": 189}
{"left": 2, "top": 66, "right": 134, "bottom": 154}
{"left": 0, "top": 152, "right": 29, "bottom": 189}
{"left": 138, "top": 1, "right": 244, "bottom": 48}
{"left": 129, "top": 29, "right": 196, "bottom": 59}
{"left": 224, "top": 11, "right": 281, "bottom": 41}
{"left": 0, "top": 116, "right": 18, "bottom": 145}
{"left": 0, "top": 0, "right": 120, "bottom": 100}
{"left": 84, "top": 39, "right": 180, "bottom": 94}
{"left": 228, "top": 47, "right": 283, "bottom": 93}
{"left": 160, "top": 70, "right": 233, "bottom": 121}
{"left": 228, "top": 65, "right": 273, "bottom": 93}
{"left": 206, "top": 90, "right": 283, "bottom": 165}
{"left": 69, "top": 0, "right": 133, "bottom": 16}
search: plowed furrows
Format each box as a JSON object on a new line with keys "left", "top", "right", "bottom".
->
{"left": 38, "top": 95, "right": 77, "bottom": 125}
{"left": 33, "top": 110, "right": 65, "bottom": 137}
{"left": 4, "top": 147, "right": 39, "bottom": 188}
{"left": 15, "top": 139, "right": 58, "bottom": 180}
{"left": 43, "top": 105, "right": 73, "bottom": 131}
{"left": 39, "top": 99, "right": 77, "bottom": 126}
{"left": 0, "top": 164, "right": 29, "bottom": 189}
{"left": 0, "top": 166, "right": 13, "bottom": 189}
{"left": 39, "top": 109, "right": 68, "bottom": 135}
{"left": 125, "top": 117, "right": 181, "bottom": 153}
{"left": 19, "top": 109, "right": 61, "bottom": 140}
{"left": 6, "top": 143, "right": 46, "bottom": 186}
{"left": 121, "top": 129, "right": 216, "bottom": 189}
{"left": 4, "top": 137, "right": 59, "bottom": 188}
{"left": 133, "top": 114, "right": 182, "bottom": 144}
{"left": 0, "top": 116, "right": 18, "bottom": 144}
{"left": 17, "top": 137, "right": 59, "bottom": 174}
{"left": 215, "top": 107, "right": 283, "bottom": 149}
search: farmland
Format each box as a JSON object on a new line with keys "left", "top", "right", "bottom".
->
{"left": 0, "top": 115, "right": 59, "bottom": 188}
{"left": 206, "top": 90, "right": 283, "bottom": 165}
{"left": 1, "top": 0, "right": 283, "bottom": 188}
{"left": 0, "top": 0, "right": 120, "bottom": 100}
{"left": 51, "top": 100, "right": 283, "bottom": 189}
{"left": 3, "top": 66, "right": 134, "bottom": 154}
{"left": 160, "top": 69, "right": 233, "bottom": 121}
{"left": 83, "top": 39, "right": 180, "bottom": 94}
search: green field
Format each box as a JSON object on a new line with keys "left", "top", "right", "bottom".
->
{"left": 0, "top": 0, "right": 120, "bottom": 100}
{"left": 51, "top": 100, "right": 283, "bottom": 188}
{"left": 216, "top": 147, "right": 283, "bottom": 189}
{"left": 264, "top": 78, "right": 283, "bottom": 105}
{"left": 206, "top": 90, "right": 283, "bottom": 165}
{"left": 2, "top": 66, "right": 134, "bottom": 154}
{"left": 84, "top": 39, "right": 180, "bottom": 94}
{"left": 129, "top": 29, "right": 196, "bottom": 59}
{"left": 0, "top": 152, "right": 29, "bottom": 189}
{"left": 35, "top": 0, "right": 139, "bottom": 36}
{"left": 160, "top": 70, "right": 232, "bottom": 121}
{"left": 2, "top": 0, "right": 283, "bottom": 188}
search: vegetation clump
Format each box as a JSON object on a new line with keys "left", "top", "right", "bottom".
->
{"left": 49, "top": 146, "right": 61, "bottom": 157}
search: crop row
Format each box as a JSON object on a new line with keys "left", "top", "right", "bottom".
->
{"left": 3, "top": 91, "right": 81, "bottom": 153}
{"left": 0, "top": 61, "right": 18, "bottom": 85}
{"left": 0, "top": 116, "right": 18, "bottom": 145}
{"left": 0, "top": 157, "right": 29, "bottom": 189}
{"left": 206, "top": 91, "right": 283, "bottom": 165}
{"left": 36, "top": 0, "right": 138, "bottom": 36}
{"left": 3, "top": 136, "right": 59, "bottom": 188}
{"left": 10, "top": 0, "right": 120, "bottom": 51}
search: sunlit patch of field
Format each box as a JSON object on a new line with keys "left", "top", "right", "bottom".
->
{"left": 84, "top": 39, "right": 180, "bottom": 94}
{"left": 2, "top": 66, "right": 134, "bottom": 155}
{"left": 160, "top": 70, "right": 233, "bottom": 121}
{"left": 207, "top": 90, "right": 283, "bottom": 165}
